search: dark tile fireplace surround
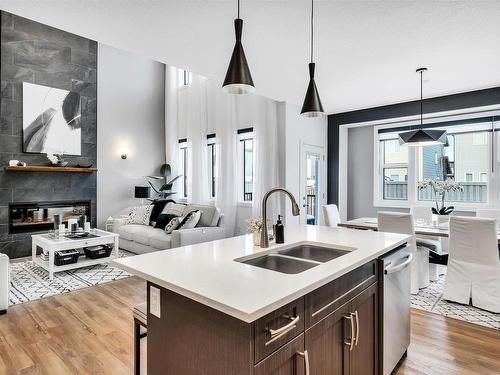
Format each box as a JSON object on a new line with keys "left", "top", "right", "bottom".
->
{"left": 0, "top": 11, "right": 97, "bottom": 258}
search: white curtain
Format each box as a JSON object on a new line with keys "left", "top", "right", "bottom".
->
{"left": 165, "top": 66, "right": 180, "bottom": 182}
{"left": 165, "top": 66, "right": 210, "bottom": 204}
{"left": 252, "top": 96, "right": 281, "bottom": 222}
{"left": 165, "top": 65, "right": 282, "bottom": 236}
{"left": 214, "top": 89, "right": 239, "bottom": 236}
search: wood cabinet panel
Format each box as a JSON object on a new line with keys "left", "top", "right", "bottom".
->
{"left": 254, "top": 298, "right": 305, "bottom": 363}
{"left": 305, "top": 298, "right": 351, "bottom": 375}
{"left": 254, "top": 334, "right": 305, "bottom": 375}
{"left": 306, "top": 260, "right": 378, "bottom": 327}
{"left": 350, "top": 283, "right": 379, "bottom": 375}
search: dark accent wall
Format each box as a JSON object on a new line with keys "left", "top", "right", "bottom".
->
{"left": 327, "top": 87, "right": 500, "bottom": 205}
{"left": 0, "top": 11, "right": 97, "bottom": 258}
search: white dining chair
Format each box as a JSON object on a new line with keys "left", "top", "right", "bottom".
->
{"left": 476, "top": 208, "right": 500, "bottom": 222}
{"left": 443, "top": 216, "right": 500, "bottom": 313}
{"left": 322, "top": 204, "right": 341, "bottom": 227}
{"left": 410, "top": 205, "right": 443, "bottom": 281}
{"left": 378, "top": 212, "right": 429, "bottom": 294}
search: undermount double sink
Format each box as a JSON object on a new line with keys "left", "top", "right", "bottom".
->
{"left": 237, "top": 243, "right": 352, "bottom": 274}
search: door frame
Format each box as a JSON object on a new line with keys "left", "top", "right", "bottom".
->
{"left": 299, "top": 142, "right": 326, "bottom": 225}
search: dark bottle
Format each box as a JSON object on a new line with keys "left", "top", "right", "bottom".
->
{"left": 275, "top": 215, "right": 284, "bottom": 244}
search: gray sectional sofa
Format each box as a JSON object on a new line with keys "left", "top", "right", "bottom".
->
{"left": 113, "top": 204, "right": 225, "bottom": 254}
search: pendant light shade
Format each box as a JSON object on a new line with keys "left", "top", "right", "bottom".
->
{"left": 398, "top": 67, "right": 447, "bottom": 147}
{"left": 301, "top": 0, "right": 324, "bottom": 118}
{"left": 398, "top": 129, "right": 448, "bottom": 147}
{"left": 222, "top": 1, "right": 255, "bottom": 94}
{"left": 301, "top": 63, "right": 324, "bottom": 117}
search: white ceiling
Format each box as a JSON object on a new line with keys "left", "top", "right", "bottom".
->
{"left": 1, "top": 0, "right": 500, "bottom": 113}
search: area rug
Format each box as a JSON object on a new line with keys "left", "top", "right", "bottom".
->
{"left": 9, "top": 250, "right": 135, "bottom": 305}
{"left": 411, "top": 267, "right": 500, "bottom": 330}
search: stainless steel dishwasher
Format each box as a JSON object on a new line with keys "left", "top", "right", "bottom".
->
{"left": 381, "top": 245, "right": 413, "bottom": 375}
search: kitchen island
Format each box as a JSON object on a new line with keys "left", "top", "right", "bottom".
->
{"left": 113, "top": 225, "right": 410, "bottom": 375}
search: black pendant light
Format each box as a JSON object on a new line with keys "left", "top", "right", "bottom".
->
{"left": 301, "top": 0, "right": 324, "bottom": 118}
{"left": 222, "top": 0, "right": 255, "bottom": 94}
{"left": 398, "top": 68, "right": 447, "bottom": 147}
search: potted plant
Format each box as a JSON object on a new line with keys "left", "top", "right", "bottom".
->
{"left": 246, "top": 217, "right": 263, "bottom": 246}
{"left": 146, "top": 163, "right": 182, "bottom": 199}
{"left": 417, "top": 178, "right": 464, "bottom": 228}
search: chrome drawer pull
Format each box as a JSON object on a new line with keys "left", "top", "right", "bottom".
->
{"left": 344, "top": 314, "right": 354, "bottom": 351}
{"left": 296, "top": 350, "right": 310, "bottom": 375}
{"left": 268, "top": 315, "right": 299, "bottom": 338}
{"left": 354, "top": 310, "right": 359, "bottom": 346}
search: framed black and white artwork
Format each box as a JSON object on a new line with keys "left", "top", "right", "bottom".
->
{"left": 22, "top": 82, "right": 82, "bottom": 155}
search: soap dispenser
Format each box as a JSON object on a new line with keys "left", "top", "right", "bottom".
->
{"left": 275, "top": 215, "right": 284, "bottom": 244}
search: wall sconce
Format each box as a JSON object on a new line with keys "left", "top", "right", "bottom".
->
{"left": 121, "top": 153, "right": 128, "bottom": 160}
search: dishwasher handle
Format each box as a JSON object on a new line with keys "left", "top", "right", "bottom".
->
{"left": 384, "top": 253, "right": 413, "bottom": 274}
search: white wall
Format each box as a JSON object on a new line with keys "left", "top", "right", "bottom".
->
{"left": 97, "top": 44, "right": 166, "bottom": 227}
{"left": 284, "top": 103, "right": 328, "bottom": 225}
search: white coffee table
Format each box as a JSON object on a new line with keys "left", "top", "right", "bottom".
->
{"left": 31, "top": 229, "right": 120, "bottom": 280}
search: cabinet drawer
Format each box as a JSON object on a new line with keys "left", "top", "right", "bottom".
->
{"left": 254, "top": 298, "right": 305, "bottom": 363}
{"left": 254, "top": 333, "right": 305, "bottom": 375}
{"left": 305, "top": 260, "right": 378, "bottom": 327}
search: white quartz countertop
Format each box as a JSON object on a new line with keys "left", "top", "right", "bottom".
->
{"left": 113, "top": 225, "right": 410, "bottom": 322}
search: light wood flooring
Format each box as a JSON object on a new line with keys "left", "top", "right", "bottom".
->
{"left": 0, "top": 276, "right": 498, "bottom": 374}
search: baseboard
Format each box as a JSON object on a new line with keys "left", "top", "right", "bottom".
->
{"left": 0, "top": 309, "right": 6, "bottom": 315}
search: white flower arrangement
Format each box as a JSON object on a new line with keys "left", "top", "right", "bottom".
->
{"left": 246, "top": 217, "right": 263, "bottom": 233}
{"left": 417, "top": 178, "right": 464, "bottom": 215}
{"left": 46, "top": 153, "right": 59, "bottom": 165}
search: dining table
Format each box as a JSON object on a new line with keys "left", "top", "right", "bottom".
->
{"left": 338, "top": 216, "right": 500, "bottom": 244}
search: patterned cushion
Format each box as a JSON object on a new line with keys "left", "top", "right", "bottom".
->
{"left": 164, "top": 217, "right": 181, "bottom": 234}
{"left": 177, "top": 210, "right": 201, "bottom": 230}
{"left": 127, "top": 205, "right": 153, "bottom": 225}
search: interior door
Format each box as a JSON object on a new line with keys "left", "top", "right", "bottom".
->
{"left": 300, "top": 143, "right": 326, "bottom": 225}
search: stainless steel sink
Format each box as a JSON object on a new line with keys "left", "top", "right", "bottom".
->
{"left": 240, "top": 254, "right": 319, "bottom": 274}
{"left": 278, "top": 244, "right": 349, "bottom": 263}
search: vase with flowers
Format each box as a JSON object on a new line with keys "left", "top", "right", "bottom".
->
{"left": 417, "top": 178, "right": 464, "bottom": 228}
{"left": 246, "top": 217, "right": 263, "bottom": 246}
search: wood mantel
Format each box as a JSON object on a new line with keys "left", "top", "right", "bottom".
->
{"left": 4, "top": 166, "right": 97, "bottom": 173}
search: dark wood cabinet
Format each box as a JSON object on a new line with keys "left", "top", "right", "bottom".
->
{"left": 305, "top": 282, "right": 379, "bottom": 375}
{"left": 148, "top": 260, "right": 382, "bottom": 375}
{"left": 305, "top": 297, "right": 351, "bottom": 374}
{"left": 254, "top": 334, "right": 305, "bottom": 375}
{"left": 349, "top": 283, "right": 379, "bottom": 375}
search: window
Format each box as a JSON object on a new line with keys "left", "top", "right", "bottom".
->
{"left": 207, "top": 134, "right": 217, "bottom": 198}
{"left": 238, "top": 128, "right": 253, "bottom": 202}
{"left": 417, "top": 131, "right": 489, "bottom": 203}
{"left": 379, "top": 139, "right": 408, "bottom": 200}
{"left": 178, "top": 139, "right": 189, "bottom": 198}
{"left": 472, "top": 132, "right": 487, "bottom": 145}
{"left": 375, "top": 119, "right": 493, "bottom": 208}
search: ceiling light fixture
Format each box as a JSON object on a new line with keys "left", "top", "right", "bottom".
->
{"left": 222, "top": 0, "right": 255, "bottom": 94}
{"left": 300, "top": 0, "right": 324, "bottom": 118}
{"left": 398, "top": 68, "right": 447, "bottom": 147}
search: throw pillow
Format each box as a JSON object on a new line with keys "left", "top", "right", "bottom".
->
{"left": 161, "top": 202, "right": 186, "bottom": 217}
{"left": 164, "top": 217, "right": 181, "bottom": 234}
{"left": 154, "top": 213, "right": 178, "bottom": 230}
{"left": 127, "top": 205, "right": 153, "bottom": 225}
{"left": 149, "top": 199, "right": 175, "bottom": 226}
{"left": 177, "top": 210, "right": 201, "bottom": 230}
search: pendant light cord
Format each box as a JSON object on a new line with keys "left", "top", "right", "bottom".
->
{"left": 310, "top": 0, "right": 314, "bottom": 63}
{"left": 420, "top": 69, "right": 423, "bottom": 126}
{"left": 238, "top": 0, "right": 240, "bottom": 19}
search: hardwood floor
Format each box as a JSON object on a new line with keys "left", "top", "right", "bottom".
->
{"left": 0, "top": 276, "right": 498, "bottom": 374}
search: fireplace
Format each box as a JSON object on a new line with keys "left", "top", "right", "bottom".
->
{"left": 8, "top": 201, "right": 91, "bottom": 234}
